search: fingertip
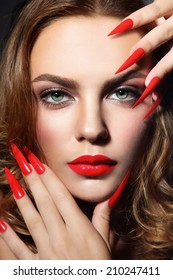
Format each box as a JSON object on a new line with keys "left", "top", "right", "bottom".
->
{"left": 0, "top": 219, "right": 7, "bottom": 233}
{"left": 93, "top": 199, "right": 111, "bottom": 221}
{"left": 107, "top": 18, "right": 134, "bottom": 36}
{"left": 145, "top": 75, "right": 161, "bottom": 88}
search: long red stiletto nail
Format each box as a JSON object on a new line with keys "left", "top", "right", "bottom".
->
{"left": 115, "top": 48, "right": 145, "bottom": 74}
{"left": 0, "top": 219, "right": 7, "bottom": 233}
{"left": 4, "top": 167, "right": 25, "bottom": 199}
{"left": 25, "top": 147, "right": 45, "bottom": 175}
{"left": 108, "top": 18, "right": 134, "bottom": 36}
{"left": 143, "top": 95, "right": 163, "bottom": 120}
{"left": 108, "top": 168, "right": 131, "bottom": 208}
{"left": 133, "top": 77, "right": 161, "bottom": 109}
{"left": 10, "top": 143, "right": 32, "bottom": 176}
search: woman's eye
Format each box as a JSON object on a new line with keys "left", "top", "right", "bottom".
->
{"left": 107, "top": 87, "right": 140, "bottom": 102}
{"left": 39, "top": 88, "right": 74, "bottom": 107}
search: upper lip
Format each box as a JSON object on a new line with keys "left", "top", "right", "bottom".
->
{"left": 68, "top": 155, "right": 117, "bottom": 165}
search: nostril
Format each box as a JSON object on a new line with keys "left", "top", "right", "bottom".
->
{"left": 76, "top": 128, "right": 110, "bottom": 145}
{"left": 91, "top": 129, "right": 110, "bottom": 145}
{"left": 75, "top": 109, "right": 110, "bottom": 144}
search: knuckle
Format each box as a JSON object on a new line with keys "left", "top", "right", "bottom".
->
{"left": 37, "top": 195, "right": 52, "bottom": 212}
{"left": 26, "top": 173, "right": 41, "bottom": 188}
{"left": 141, "top": 36, "right": 154, "bottom": 51}
{"left": 100, "top": 212, "right": 110, "bottom": 224}
{"left": 54, "top": 192, "right": 69, "bottom": 205}
{"left": 151, "top": 2, "right": 161, "bottom": 16}
{"left": 26, "top": 214, "right": 41, "bottom": 230}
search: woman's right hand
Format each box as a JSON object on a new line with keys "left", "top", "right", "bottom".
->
{"left": 0, "top": 145, "right": 112, "bottom": 260}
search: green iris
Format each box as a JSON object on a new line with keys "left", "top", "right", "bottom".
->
{"left": 51, "top": 92, "right": 64, "bottom": 102}
{"left": 116, "top": 89, "right": 128, "bottom": 100}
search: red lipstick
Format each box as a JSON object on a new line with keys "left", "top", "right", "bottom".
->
{"left": 68, "top": 155, "right": 117, "bottom": 177}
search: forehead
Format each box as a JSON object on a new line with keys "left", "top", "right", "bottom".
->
{"left": 30, "top": 16, "right": 148, "bottom": 80}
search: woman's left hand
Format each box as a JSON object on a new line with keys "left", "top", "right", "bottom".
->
{"left": 109, "top": 0, "right": 173, "bottom": 86}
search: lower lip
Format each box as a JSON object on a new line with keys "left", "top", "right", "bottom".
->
{"left": 68, "top": 164, "right": 116, "bottom": 176}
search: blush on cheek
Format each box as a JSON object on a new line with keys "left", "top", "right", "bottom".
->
{"left": 36, "top": 115, "right": 73, "bottom": 151}
{"left": 36, "top": 118, "right": 55, "bottom": 148}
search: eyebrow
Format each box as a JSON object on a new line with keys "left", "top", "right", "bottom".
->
{"left": 102, "top": 70, "right": 146, "bottom": 93}
{"left": 32, "top": 74, "right": 79, "bottom": 90}
{"left": 32, "top": 70, "right": 146, "bottom": 91}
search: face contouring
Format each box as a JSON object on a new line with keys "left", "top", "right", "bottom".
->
{"left": 30, "top": 16, "right": 153, "bottom": 202}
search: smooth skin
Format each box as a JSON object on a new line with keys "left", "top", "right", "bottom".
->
{"left": 31, "top": 16, "right": 153, "bottom": 203}
{"left": 0, "top": 16, "right": 154, "bottom": 259}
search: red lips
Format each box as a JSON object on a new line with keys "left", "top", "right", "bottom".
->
{"left": 68, "top": 155, "right": 117, "bottom": 177}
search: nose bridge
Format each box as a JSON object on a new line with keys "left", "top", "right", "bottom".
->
{"left": 75, "top": 94, "right": 108, "bottom": 142}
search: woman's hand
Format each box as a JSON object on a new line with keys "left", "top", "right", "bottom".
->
{"left": 0, "top": 145, "right": 112, "bottom": 260}
{"left": 109, "top": 0, "right": 173, "bottom": 86}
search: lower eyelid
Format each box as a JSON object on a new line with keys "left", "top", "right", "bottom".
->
{"left": 38, "top": 99, "right": 75, "bottom": 110}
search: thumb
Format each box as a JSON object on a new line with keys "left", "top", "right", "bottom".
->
{"left": 92, "top": 200, "right": 111, "bottom": 246}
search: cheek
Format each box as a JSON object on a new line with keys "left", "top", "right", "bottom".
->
{"left": 36, "top": 110, "right": 72, "bottom": 150}
{"left": 110, "top": 112, "right": 150, "bottom": 161}
{"left": 37, "top": 116, "right": 56, "bottom": 147}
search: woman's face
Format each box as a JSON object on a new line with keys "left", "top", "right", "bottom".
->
{"left": 30, "top": 16, "right": 152, "bottom": 202}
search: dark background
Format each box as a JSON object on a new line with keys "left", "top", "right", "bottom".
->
{"left": 0, "top": 0, "right": 26, "bottom": 56}
{"left": 0, "top": 0, "right": 153, "bottom": 56}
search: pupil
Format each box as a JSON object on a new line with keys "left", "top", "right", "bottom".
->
{"left": 51, "top": 92, "right": 63, "bottom": 101}
{"left": 117, "top": 90, "right": 128, "bottom": 99}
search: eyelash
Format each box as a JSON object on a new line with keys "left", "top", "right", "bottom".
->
{"left": 107, "top": 86, "right": 141, "bottom": 104}
{"left": 38, "top": 88, "right": 74, "bottom": 109}
{"left": 37, "top": 86, "right": 141, "bottom": 109}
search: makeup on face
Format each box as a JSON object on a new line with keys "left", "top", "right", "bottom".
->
{"left": 68, "top": 154, "right": 117, "bottom": 177}
{"left": 30, "top": 16, "right": 153, "bottom": 202}
{"left": 32, "top": 70, "right": 147, "bottom": 111}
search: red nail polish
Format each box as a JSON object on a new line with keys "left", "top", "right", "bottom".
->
{"left": 108, "top": 18, "right": 134, "bottom": 36}
{"left": 133, "top": 77, "right": 161, "bottom": 109}
{"left": 0, "top": 219, "right": 7, "bottom": 233}
{"left": 4, "top": 167, "right": 25, "bottom": 199}
{"left": 25, "top": 148, "right": 45, "bottom": 175}
{"left": 143, "top": 95, "right": 163, "bottom": 120}
{"left": 10, "top": 143, "right": 32, "bottom": 176}
{"left": 108, "top": 168, "right": 131, "bottom": 208}
{"left": 115, "top": 48, "right": 145, "bottom": 74}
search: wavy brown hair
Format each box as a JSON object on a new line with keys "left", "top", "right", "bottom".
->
{"left": 0, "top": 0, "right": 173, "bottom": 259}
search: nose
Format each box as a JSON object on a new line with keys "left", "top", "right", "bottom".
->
{"left": 75, "top": 101, "right": 110, "bottom": 144}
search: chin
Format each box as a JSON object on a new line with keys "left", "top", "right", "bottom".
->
{"left": 69, "top": 188, "right": 113, "bottom": 203}
{"left": 60, "top": 172, "right": 117, "bottom": 203}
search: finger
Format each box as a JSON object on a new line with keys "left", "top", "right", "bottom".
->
{"left": 92, "top": 200, "right": 111, "bottom": 246}
{"left": 11, "top": 144, "right": 66, "bottom": 236}
{"left": 0, "top": 221, "right": 35, "bottom": 259}
{"left": 108, "top": 1, "right": 173, "bottom": 36}
{"left": 0, "top": 238, "right": 17, "bottom": 260}
{"left": 12, "top": 144, "right": 85, "bottom": 235}
{"left": 132, "top": 15, "right": 173, "bottom": 53}
{"left": 155, "top": 17, "right": 166, "bottom": 26}
{"left": 39, "top": 166, "right": 87, "bottom": 226}
{"left": 5, "top": 167, "right": 48, "bottom": 249}
{"left": 16, "top": 191, "right": 50, "bottom": 248}
{"left": 145, "top": 47, "right": 173, "bottom": 85}
{"left": 24, "top": 168, "right": 66, "bottom": 236}
{"left": 128, "top": 0, "right": 173, "bottom": 28}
